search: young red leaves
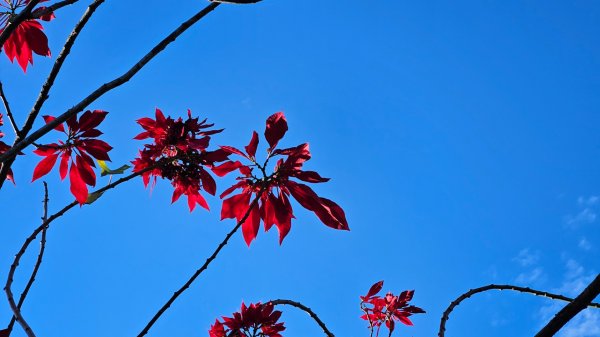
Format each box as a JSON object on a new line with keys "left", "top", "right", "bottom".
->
{"left": 132, "top": 108, "right": 228, "bottom": 212}
{"left": 1, "top": 0, "right": 54, "bottom": 72}
{"left": 209, "top": 302, "right": 285, "bottom": 337}
{"left": 217, "top": 112, "right": 349, "bottom": 246}
{"left": 360, "top": 281, "right": 425, "bottom": 337}
{"left": 32, "top": 110, "right": 113, "bottom": 204}
{"left": 0, "top": 113, "right": 14, "bottom": 184}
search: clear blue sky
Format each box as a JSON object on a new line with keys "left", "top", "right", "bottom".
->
{"left": 1, "top": 1, "right": 599, "bottom": 336}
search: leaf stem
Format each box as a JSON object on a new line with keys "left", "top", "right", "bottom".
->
{"left": 270, "top": 299, "right": 335, "bottom": 337}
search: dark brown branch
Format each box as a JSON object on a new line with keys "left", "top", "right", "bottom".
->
{"left": 535, "top": 274, "right": 600, "bottom": 337}
{"left": 137, "top": 186, "right": 266, "bottom": 337}
{"left": 270, "top": 299, "right": 335, "bottom": 337}
{"left": 0, "top": 82, "right": 20, "bottom": 137}
{"left": 0, "top": 2, "right": 221, "bottom": 187}
{"left": 0, "top": 0, "right": 41, "bottom": 49}
{"left": 0, "top": 0, "right": 106, "bottom": 189}
{"left": 4, "top": 169, "right": 147, "bottom": 337}
{"left": 438, "top": 283, "right": 600, "bottom": 337}
{"left": 4, "top": 182, "right": 49, "bottom": 335}
{"left": 31, "top": 0, "right": 81, "bottom": 19}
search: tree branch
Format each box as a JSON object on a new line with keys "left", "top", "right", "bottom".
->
{"left": 0, "top": 0, "right": 41, "bottom": 50}
{"left": 31, "top": 0, "right": 81, "bottom": 19}
{"left": 438, "top": 283, "right": 600, "bottom": 337}
{"left": 136, "top": 186, "right": 266, "bottom": 337}
{"left": 535, "top": 274, "right": 600, "bottom": 337}
{"left": 0, "top": 0, "right": 106, "bottom": 189}
{"left": 0, "top": 2, "right": 222, "bottom": 187}
{"left": 4, "top": 182, "right": 49, "bottom": 336}
{"left": 270, "top": 299, "right": 335, "bottom": 337}
{"left": 0, "top": 82, "right": 21, "bottom": 137}
{"left": 4, "top": 169, "right": 148, "bottom": 337}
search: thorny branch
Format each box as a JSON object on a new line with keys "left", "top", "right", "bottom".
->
{"left": 4, "top": 169, "right": 150, "bottom": 337}
{"left": 0, "top": 82, "right": 20, "bottom": 137}
{"left": 136, "top": 185, "right": 266, "bottom": 337}
{"left": 270, "top": 299, "right": 336, "bottom": 337}
{"left": 0, "top": 2, "right": 222, "bottom": 187}
{"left": 31, "top": 0, "right": 81, "bottom": 19}
{"left": 438, "top": 283, "right": 600, "bottom": 337}
{"left": 0, "top": 0, "right": 106, "bottom": 189}
{"left": 535, "top": 274, "right": 600, "bottom": 337}
{"left": 3, "top": 182, "right": 49, "bottom": 337}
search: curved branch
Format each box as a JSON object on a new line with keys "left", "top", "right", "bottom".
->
{"left": 0, "top": 0, "right": 106, "bottom": 189}
{"left": 270, "top": 299, "right": 335, "bottom": 337}
{"left": 0, "top": 2, "right": 222, "bottom": 187}
{"left": 0, "top": 0, "right": 41, "bottom": 49}
{"left": 136, "top": 186, "right": 266, "bottom": 337}
{"left": 535, "top": 274, "right": 600, "bottom": 337}
{"left": 4, "top": 169, "right": 147, "bottom": 337}
{"left": 438, "top": 284, "right": 600, "bottom": 337}
{"left": 4, "top": 182, "right": 49, "bottom": 336}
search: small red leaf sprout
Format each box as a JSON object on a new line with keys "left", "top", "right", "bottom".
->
{"left": 0, "top": 0, "right": 55, "bottom": 72}
{"left": 132, "top": 108, "right": 228, "bottom": 212}
{"left": 360, "top": 281, "right": 425, "bottom": 337}
{"left": 217, "top": 111, "right": 349, "bottom": 246}
{"left": 0, "top": 113, "right": 15, "bottom": 184}
{"left": 209, "top": 302, "right": 285, "bottom": 337}
{"left": 32, "top": 110, "right": 113, "bottom": 204}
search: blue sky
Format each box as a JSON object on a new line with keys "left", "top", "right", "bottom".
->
{"left": 1, "top": 1, "right": 599, "bottom": 336}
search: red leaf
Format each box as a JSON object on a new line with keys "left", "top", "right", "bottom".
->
{"left": 77, "top": 110, "right": 107, "bottom": 132}
{"left": 188, "top": 192, "right": 209, "bottom": 212}
{"left": 286, "top": 181, "right": 349, "bottom": 230}
{"left": 212, "top": 161, "right": 245, "bottom": 177}
{"left": 69, "top": 163, "right": 88, "bottom": 204}
{"left": 221, "top": 193, "right": 251, "bottom": 220}
{"left": 365, "top": 281, "right": 384, "bottom": 299}
{"left": 316, "top": 197, "right": 349, "bottom": 230}
{"left": 199, "top": 169, "right": 217, "bottom": 195}
{"left": 76, "top": 154, "right": 96, "bottom": 186}
{"left": 220, "top": 181, "right": 247, "bottom": 199}
{"left": 31, "top": 152, "right": 58, "bottom": 181}
{"left": 264, "top": 112, "right": 288, "bottom": 150}
{"left": 242, "top": 204, "right": 260, "bottom": 246}
{"left": 42, "top": 115, "right": 65, "bottom": 132}
{"left": 293, "top": 170, "right": 329, "bottom": 183}
{"left": 219, "top": 145, "right": 246, "bottom": 158}
{"left": 244, "top": 131, "right": 259, "bottom": 158}
{"left": 79, "top": 139, "right": 112, "bottom": 160}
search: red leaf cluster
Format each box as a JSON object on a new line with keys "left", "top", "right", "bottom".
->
{"left": 132, "top": 108, "right": 228, "bottom": 212}
{"left": 0, "top": 0, "right": 54, "bottom": 72}
{"left": 0, "top": 113, "right": 15, "bottom": 184}
{"left": 360, "top": 281, "right": 425, "bottom": 336}
{"left": 209, "top": 302, "right": 285, "bottom": 337}
{"left": 32, "top": 110, "right": 113, "bottom": 204}
{"left": 217, "top": 112, "right": 349, "bottom": 246}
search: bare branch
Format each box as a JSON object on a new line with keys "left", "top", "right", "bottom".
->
{"left": 438, "top": 283, "right": 600, "bottom": 337}
{"left": 31, "top": 0, "right": 81, "bottom": 19}
{"left": 535, "top": 274, "right": 600, "bottom": 337}
{"left": 0, "top": 82, "right": 21, "bottom": 137}
{"left": 0, "top": 0, "right": 41, "bottom": 49}
{"left": 136, "top": 186, "right": 266, "bottom": 337}
{"left": 4, "top": 169, "right": 148, "bottom": 337}
{"left": 270, "top": 299, "right": 335, "bottom": 337}
{"left": 4, "top": 182, "right": 50, "bottom": 336}
{"left": 0, "top": 2, "right": 222, "bottom": 187}
{"left": 0, "top": 0, "right": 106, "bottom": 188}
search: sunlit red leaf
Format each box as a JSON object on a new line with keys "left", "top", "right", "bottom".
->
{"left": 69, "top": 163, "right": 88, "bottom": 204}
{"left": 31, "top": 152, "right": 58, "bottom": 181}
{"left": 245, "top": 131, "right": 259, "bottom": 158}
{"left": 264, "top": 112, "right": 288, "bottom": 150}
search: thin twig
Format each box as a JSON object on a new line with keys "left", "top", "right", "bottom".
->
{"left": 535, "top": 274, "right": 600, "bottom": 337}
{"left": 4, "top": 169, "right": 148, "bottom": 337}
{"left": 270, "top": 299, "right": 336, "bottom": 337}
{"left": 0, "top": 2, "right": 221, "bottom": 187}
{"left": 0, "top": 82, "right": 21, "bottom": 137}
{"left": 4, "top": 182, "right": 50, "bottom": 335}
{"left": 0, "top": 0, "right": 41, "bottom": 49}
{"left": 438, "top": 283, "right": 600, "bottom": 337}
{"left": 31, "top": 0, "right": 81, "bottom": 19}
{"left": 137, "top": 186, "right": 265, "bottom": 337}
{"left": 0, "top": 0, "right": 106, "bottom": 189}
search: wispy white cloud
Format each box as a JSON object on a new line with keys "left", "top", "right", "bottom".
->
{"left": 578, "top": 238, "right": 592, "bottom": 251}
{"left": 578, "top": 196, "right": 599, "bottom": 207}
{"left": 566, "top": 196, "right": 599, "bottom": 227}
{"left": 513, "top": 248, "right": 541, "bottom": 267}
{"left": 515, "top": 267, "right": 546, "bottom": 285}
